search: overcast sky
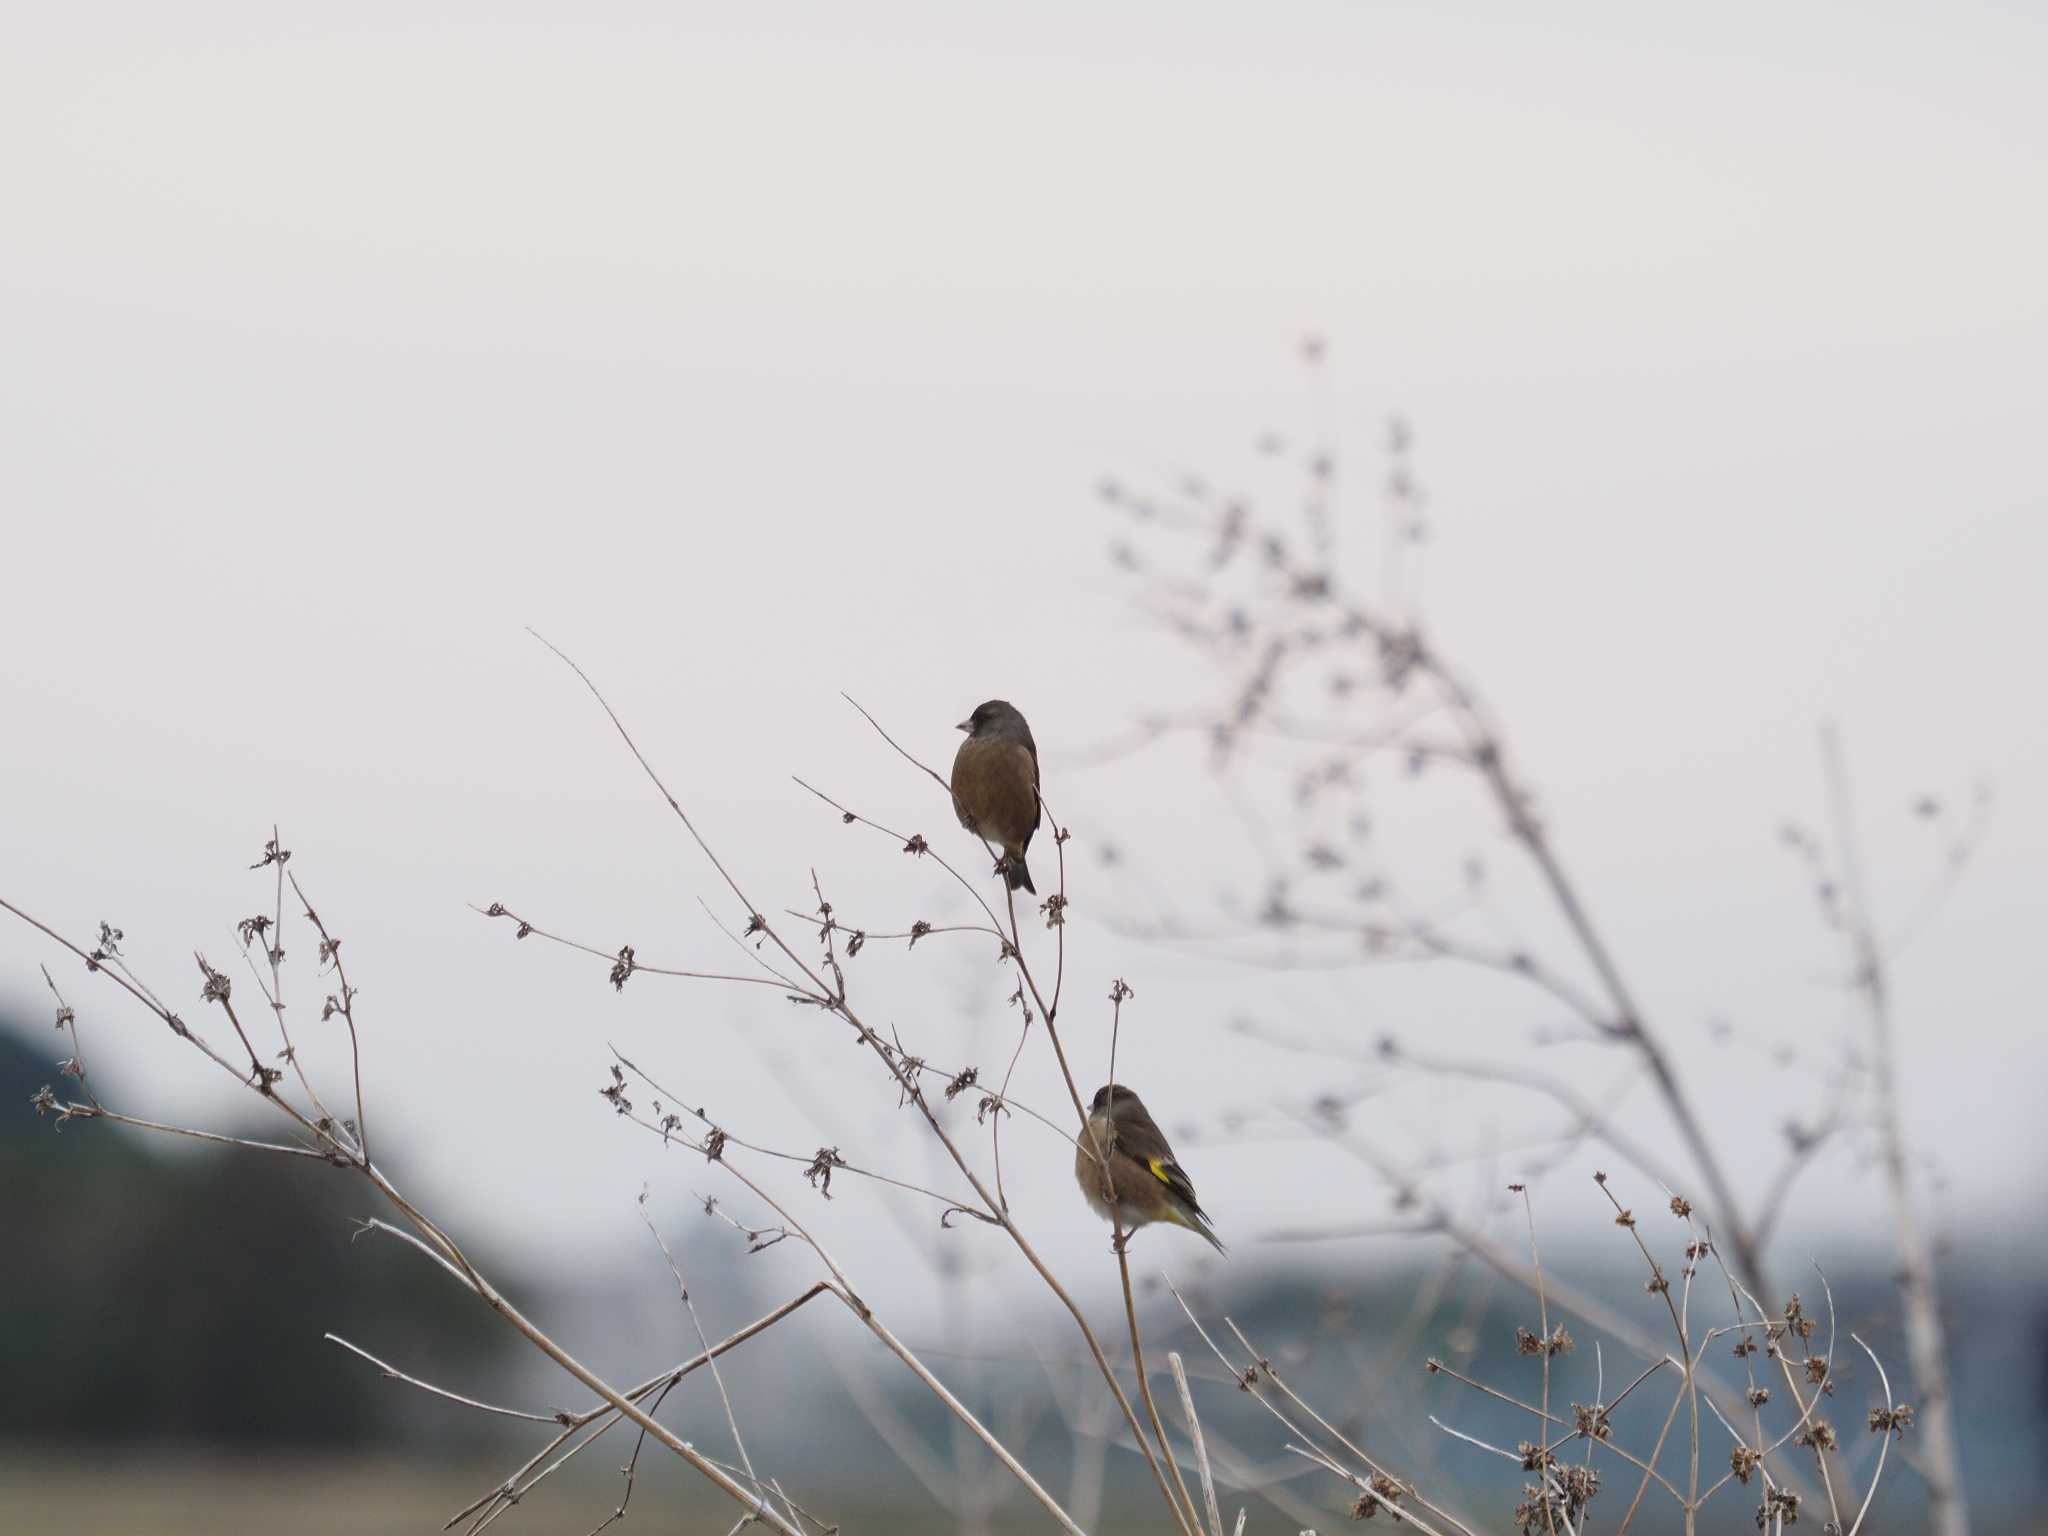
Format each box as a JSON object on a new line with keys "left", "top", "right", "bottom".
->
{"left": 4, "top": 3, "right": 2044, "bottom": 1329}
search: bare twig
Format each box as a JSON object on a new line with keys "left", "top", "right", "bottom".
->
{"left": 324, "top": 1334, "right": 563, "bottom": 1424}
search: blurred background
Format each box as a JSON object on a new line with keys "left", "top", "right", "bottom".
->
{"left": 4, "top": 3, "right": 2045, "bottom": 1531}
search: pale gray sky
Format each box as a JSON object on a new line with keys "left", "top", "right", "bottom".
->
{"left": 4, "top": 3, "right": 2043, "bottom": 1319}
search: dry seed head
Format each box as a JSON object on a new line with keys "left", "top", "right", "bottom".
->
{"left": 599, "top": 1065, "right": 631, "bottom": 1115}
{"left": 804, "top": 1146, "right": 846, "bottom": 1198}
{"left": 1349, "top": 1473, "right": 1409, "bottom": 1520}
{"left": 1795, "top": 1419, "right": 1838, "bottom": 1453}
{"left": 1757, "top": 1488, "right": 1801, "bottom": 1527}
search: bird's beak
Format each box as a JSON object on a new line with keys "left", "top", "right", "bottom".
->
{"left": 955, "top": 719, "right": 971, "bottom": 732}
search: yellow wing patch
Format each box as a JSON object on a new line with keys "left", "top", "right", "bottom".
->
{"left": 1147, "top": 1158, "right": 1174, "bottom": 1184}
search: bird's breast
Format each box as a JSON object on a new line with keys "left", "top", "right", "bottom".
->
{"left": 1073, "top": 1123, "right": 1120, "bottom": 1218}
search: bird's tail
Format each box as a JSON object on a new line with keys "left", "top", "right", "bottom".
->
{"left": 1006, "top": 852, "right": 1036, "bottom": 894}
{"left": 1169, "top": 1201, "right": 1227, "bottom": 1256}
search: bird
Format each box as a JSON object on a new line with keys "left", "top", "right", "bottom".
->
{"left": 1073, "top": 1084, "right": 1225, "bottom": 1255}
{"left": 950, "top": 699, "right": 1042, "bottom": 893}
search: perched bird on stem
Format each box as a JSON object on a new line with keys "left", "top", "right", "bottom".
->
{"left": 950, "top": 699, "right": 1041, "bottom": 893}
{"left": 1074, "top": 1084, "right": 1225, "bottom": 1255}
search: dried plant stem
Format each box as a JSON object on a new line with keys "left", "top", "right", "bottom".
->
{"left": 1820, "top": 725, "right": 1966, "bottom": 1536}
{"left": 236, "top": 833, "right": 360, "bottom": 1160}
{"left": 992, "top": 1012, "right": 1033, "bottom": 1211}
{"left": 1612, "top": 1382, "right": 1687, "bottom": 1536}
{"left": 613, "top": 1050, "right": 987, "bottom": 1216}
{"left": 7, "top": 889, "right": 814, "bottom": 1533}
{"left": 478, "top": 904, "right": 808, "bottom": 990}
{"left": 39, "top": 1102, "right": 332, "bottom": 1159}
{"left": 1162, "top": 1280, "right": 1455, "bottom": 1536}
{"left": 287, "top": 871, "right": 369, "bottom": 1163}
{"left": 1168, "top": 1352, "right": 1224, "bottom": 1536}
{"left": 1302, "top": 1124, "right": 1767, "bottom": 1448}
{"left": 1088, "top": 978, "right": 1203, "bottom": 1536}
{"left": 443, "top": 1282, "right": 831, "bottom": 1530}
{"left": 359, "top": 1165, "right": 802, "bottom": 1532}
{"left": 1114, "top": 1226, "right": 1201, "bottom": 1533}
{"left": 6, "top": 903, "right": 351, "bottom": 1169}
{"left": 1237, "top": 1326, "right": 1480, "bottom": 1536}
{"left": 1750, "top": 1058, "right": 1856, "bottom": 1250}
{"left": 1843, "top": 1333, "right": 1896, "bottom": 1536}
{"left": 1424, "top": 1356, "right": 1684, "bottom": 1508}
{"left": 1515, "top": 1186, "right": 1562, "bottom": 1536}
{"left": 1387, "top": 1043, "right": 1691, "bottom": 1200}
{"left": 324, "top": 1335, "right": 562, "bottom": 1423}
{"left": 637, "top": 1197, "right": 765, "bottom": 1496}
{"left": 1452, "top": 682, "right": 1764, "bottom": 1293}
{"left": 616, "top": 1089, "right": 1091, "bottom": 1536}
{"left": 856, "top": 1301, "right": 1085, "bottom": 1535}
{"left": 821, "top": 1337, "right": 962, "bottom": 1509}
{"left": 574, "top": 1370, "right": 684, "bottom": 1536}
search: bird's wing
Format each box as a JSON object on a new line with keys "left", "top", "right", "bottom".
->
{"left": 1008, "top": 725, "right": 1041, "bottom": 823}
{"left": 1116, "top": 1110, "right": 1209, "bottom": 1215}
{"left": 1009, "top": 739, "right": 1043, "bottom": 845}
{"left": 1142, "top": 1155, "right": 1208, "bottom": 1219}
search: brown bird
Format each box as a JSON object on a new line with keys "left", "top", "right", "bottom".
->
{"left": 1074, "top": 1084, "right": 1225, "bottom": 1254}
{"left": 950, "top": 699, "right": 1041, "bottom": 893}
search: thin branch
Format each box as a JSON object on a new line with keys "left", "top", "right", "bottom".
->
{"left": 1164, "top": 1280, "right": 1451, "bottom": 1536}
{"left": 1227, "top": 1315, "right": 1479, "bottom": 1536}
{"left": 636, "top": 1192, "right": 762, "bottom": 1490}
{"left": 841, "top": 692, "right": 954, "bottom": 793}
{"left": 1844, "top": 1333, "right": 1897, "bottom": 1536}
{"left": 476, "top": 903, "right": 807, "bottom": 991}
{"left": 613, "top": 1050, "right": 989, "bottom": 1218}
{"left": 445, "top": 1282, "right": 831, "bottom": 1532}
{"left": 325, "top": 1334, "right": 562, "bottom": 1424}
{"left": 287, "top": 872, "right": 370, "bottom": 1164}
{"left": 35, "top": 1102, "right": 333, "bottom": 1159}
{"left": 1387, "top": 1042, "right": 1689, "bottom": 1197}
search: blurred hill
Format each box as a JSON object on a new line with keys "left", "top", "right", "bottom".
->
{"left": 0, "top": 1015, "right": 519, "bottom": 1445}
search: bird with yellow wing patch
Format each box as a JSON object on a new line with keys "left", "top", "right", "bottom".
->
{"left": 1073, "top": 1083, "right": 1225, "bottom": 1255}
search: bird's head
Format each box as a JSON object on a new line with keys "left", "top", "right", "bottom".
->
{"left": 957, "top": 699, "right": 1029, "bottom": 739}
{"left": 1089, "top": 1083, "right": 1141, "bottom": 1116}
